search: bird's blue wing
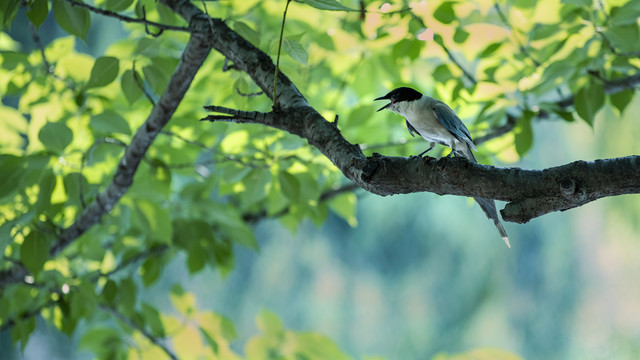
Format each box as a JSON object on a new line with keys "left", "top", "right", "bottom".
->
{"left": 432, "top": 102, "right": 476, "bottom": 149}
{"left": 405, "top": 120, "right": 420, "bottom": 137}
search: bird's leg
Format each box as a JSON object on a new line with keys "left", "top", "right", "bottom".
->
{"left": 417, "top": 142, "right": 435, "bottom": 157}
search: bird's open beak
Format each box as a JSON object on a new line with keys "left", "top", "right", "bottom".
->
{"left": 374, "top": 96, "right": 391, "bottom": 112}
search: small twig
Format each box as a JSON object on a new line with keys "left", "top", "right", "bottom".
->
{"left": 596, "top": 29, "right": 640, "bottom": 58}
{"left": 0, "top": 299, "right": 57, "bottom": 333}
{"left": 494, "top": 2, "right": 541, "bottom": 67}
{"left": 243, "top": 183, "right": 360, "bottom": 223}
{"left": 410, "top": 12, "right": 476, "bottom": 85}
{"left": 28, "top": 22, "right": 76, "bottom": 89}
{"left": 274, "top": 0, "right": 292, "bottom": 105}
{"left": 98, "top": 245, "right": 169, "bottom": 279}
{"left": 222, "top": 58, "right": 239, "bottom": 72}
{"left": 100, "top": 304, "right": 178, "bottom": 360}
{"left": 474, "top": 113, "right": 518, "bottom": 145}
{"left": 236, "top": 87, "right": 264, "bottom": 97}
{"left": 131, "top": 64, "right": 156, "bottom": 105}
{"left": 64, "top": 0, "right": 191, "bottom": 33}
{"left": 319, "top": 183, "right": 360, "bottom": 202}
{"left": 200, "top": 0, "right": 215, "bottom": 33}
{"left": 160, "top": 130, "right": 209, "bottom": 150}
{"left": 141, "top": 6, "right": 164, "bottom": 37}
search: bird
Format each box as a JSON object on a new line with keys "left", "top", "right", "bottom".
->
{"left": 375, "top": 87, "right": 510, "bottom": 247}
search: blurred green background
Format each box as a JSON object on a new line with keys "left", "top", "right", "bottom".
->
{"left": 3, "top": 0, "right": 640, "bottom": 359}
{"left": 7, "top": 85, "right": 640, "bottom": 360}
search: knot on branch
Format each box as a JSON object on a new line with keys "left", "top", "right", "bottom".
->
{"left": 559, "top": 178, "right": 587, "bottom": 201}
{"left": 361, "top": 153, "right": 383, "bottom": 182}
{"left": 560, "top": 178, "right": 575, "bottom": 197}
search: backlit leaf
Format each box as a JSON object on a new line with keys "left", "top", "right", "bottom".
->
{"left": 278, "top": 170, "right": 300, "bottom": 201}
{"left": 434, "top": 2, "right": 455, "bottom": 24}
{"left": 86, "top": 56, "right": 119, "bottom": 89}
{"left": 575, "top": 80, "right": 604, "bottom": 126}
{"left": 26, "top": 0, "right": 48, "bottom": 29}
{"left": 90, "top": 111, "right": 131, "bottom": 135}
{"left": 283, "top": 38, "right": 308, "bottom": 65}
{"left": 20, "top": 232, "right": 48, "bottom": 275}
{"left": 38, "top": 121, "right": 73, "bottom": 153}
{"left": 52, "top": 0, "right": 90, "bottom": 40}
{"left": 121, "top": 69, "right": 143, "bottom": 105}
{"left": 297, "top": 0, "right": 354, "bottom": 11}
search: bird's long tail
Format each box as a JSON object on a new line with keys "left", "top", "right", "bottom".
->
{"left": 462, "top": 144, "right": 511, "bottom": 248}
{"left": 474, "top": 197, "right": 510, "bottom": 248}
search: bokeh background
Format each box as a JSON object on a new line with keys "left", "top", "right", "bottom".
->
{"left": 3, "top": 1, "right": 640, "bottom": 359}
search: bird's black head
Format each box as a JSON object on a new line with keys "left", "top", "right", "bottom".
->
{"left": 374, "top": 87, "right": 423, "bottom": 112}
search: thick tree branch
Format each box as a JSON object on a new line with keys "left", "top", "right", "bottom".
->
{"left": 204, "top": 106, "right": 640, "bottom": 224}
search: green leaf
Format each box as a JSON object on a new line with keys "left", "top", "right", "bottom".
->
{"left": 101, "top": 280, "right": 117, "bottom": 305}
{"left": 187, "top": 243, "right": 207, "bottom": 273}
{"left": 530, "top": 23, "right": 559, "bottom": 41}
{"left": 141, "top": 303, "right": 165, "bottom": 337}
{"left": 170, "top": 288, "right": 197, "bottom": 316}
{"left": 348, "top": 104, "right": 374, "bottom": 126}
{"left": 132, "top": 199, "right": 172, "bottom": 243}
{"left": 479, "top": 42, "right": 503, "bottom": 57}
{"left": 0, "top": 155, "right": 27, "bottom": 199}
{"left": 0, "top": 0, "right": 20, "bottom": 28}
{"left": 142, "top": 56, "right": 178, "bottom": 94}
{"left": 38, "top": 121, "right": 73, "bottom": 153}
{"left": 26, "top": 0, "right": 49, "bottom": 29}
{"left": 609, "top": 89, "right": 634, "bottom": 114}
{"left": 392, "top": 39, "right": 423, "bottom": 60}
{"left": 103, "top": 0, "right": 134, "bottom": 12}
{"left": 610, "top": 2, "right": 640, "bottom": 27}
{"left": 52, "top": 0, "right": 90, "bottom": 40}
{"left": 514, "top": 111, "right": 534, "bottom": 157}
{"left": 328, "top": 192, "right": 357, "bottom": 227}
{"left": 220, "top": 130, "right": 249, "bottom": 154}
{"left": 296, "top": 0, "right": 355, "bottom": 12}
{"left": 295, "top": 333, "right": 352, "bottom": 360}
{"left": 86, "top": 56, "right": 119, "bottom": 89}
{"left": 574, "top": 80, "right": 605, "bottom": 126}
{"left": 20, "top": 232, "right": 49, "bottom": 275}
{"left": 433, "top": 64, "right": 453, "bottom": 83}
{"left": 141, "top": 255, "right": 163, "bottom": 286}
{"left": 79, "top": 327, "right": 122, "bottom": 359}
{"left": 34, "top": 170, "right": 56, "bottom": 214}
{"left": 256, "top": 309, "right": 284, "bottom": 336}
{"left": 198, "top": 311, "right": 237, "bottom": 342}
{"left": 434, "top": 1, "right": 456, "bottom": 24}
{"left": 233, "top": 21, "right": 259, "bottom": 46}
{"left": 0, "top": 219, "right": 18, "bottom": 256}
{"left": 604, "top": 24, "right": 640, "bottom": 54}
{"left": 278, "top": 171, "right": 300, "bottom": 202}
{"left": 118, "top": 278, "right": 137, "bottom": 311}
{"left": 453, "top": 26, "right": 469, "bottom": 43}
{"left": 121, "top": 69, "right": 143, "bottom": 105}
{"left": 90, "top": 111, "right": 131, "bottom": 135}
{"left": 11, "top": 317, "right": 35, "bottom": 352}
{"left": 283, "top": 38, "right": 308, "bottom": 65}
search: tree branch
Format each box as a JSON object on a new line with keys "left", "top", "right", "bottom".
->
{"left": 64, "top": 0, "right": 191, "bottom": 33}
{"left": 203, "top": 105, "right": 640, "bottom": 224}
{"left": 100, "top": 304, "right": 178, "bottom": 360}
{"left": 51, "top": 26, "right": 213, "bottom": 256}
